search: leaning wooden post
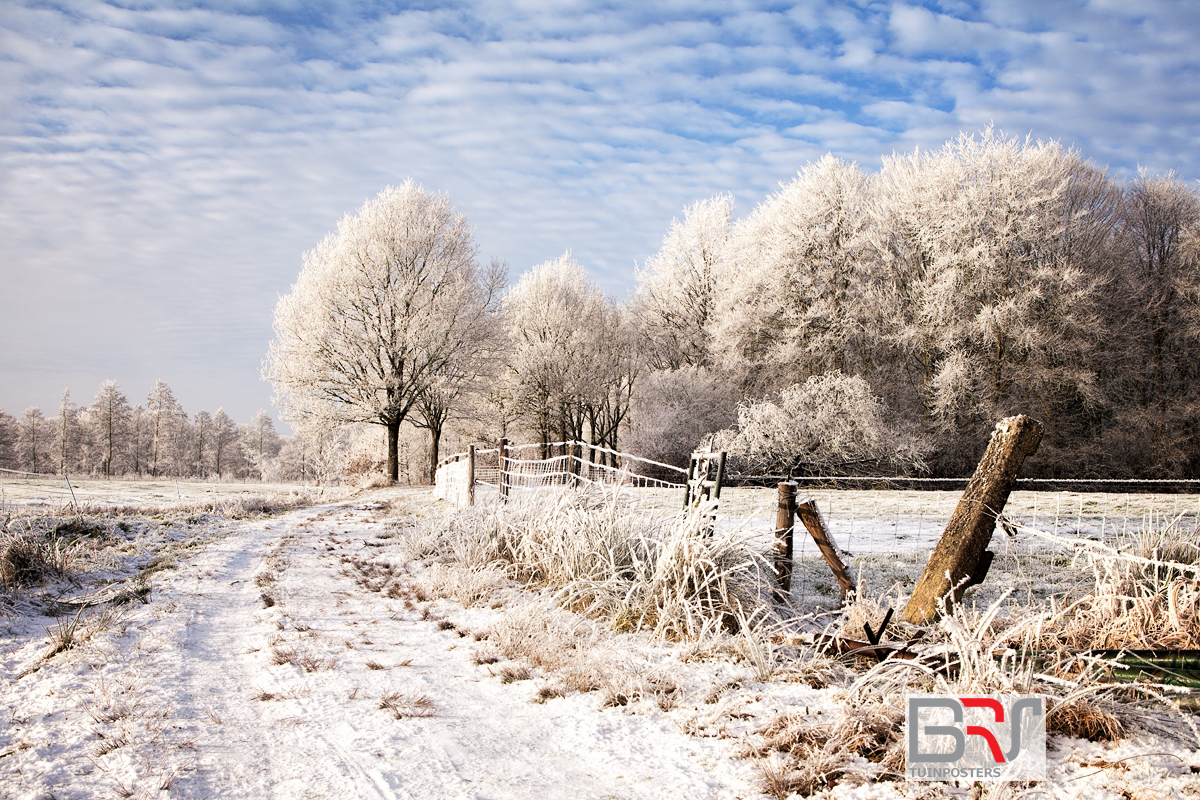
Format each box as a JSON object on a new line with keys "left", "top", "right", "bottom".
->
{"left": 902, "top": 414, "right": 1043, "bottom": 625}
{"left": 466, "top": 444, "right": 476, "bottom": 507}
{"left": 796, "top": 498, "right": 855, "bottom": 601}
{"left": 499, "top": 437, "right": 510, "bottom": 501}
{"left": 773, "top": 482, "right": 797, "bottom": 602}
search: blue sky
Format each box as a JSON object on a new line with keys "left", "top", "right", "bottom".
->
{"left": 3, "top": 0, "right": 1200, "bottom": 426}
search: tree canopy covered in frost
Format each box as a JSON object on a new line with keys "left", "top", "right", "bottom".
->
{"left": 712, "top": 372, "right": 926, "bottom": 477}
{"left": 264, "top": 181, "right": 503, "bottom": 482}
{"left": 18, "top": 129, "right": 1200, "bottom": 485}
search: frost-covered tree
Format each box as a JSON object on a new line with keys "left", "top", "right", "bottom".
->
{"left": 712, "top": 155, "right": 876, "bottom": 395}
{"left": 872, "top": 129, "right": 1115, "bottom": 470}
{"left": 88, "top": 380, "right": 131, "bottom": 477}
{"left": 52, "top": 389, "right": 84, "bottom": 475}
{"left": 0, "top": 410, "right": 18, "bottom": 470}
{"left": 502, "top": 253, "right": 638, "bottom": 459}
{"left": 146, "top": 380, "right": 185, "bottom": 477}
{"left": 211, "top": 409, "right": 240, "bottom": 478}
{"left": 17, "top": 407, "right": 49, "bottom": 474}
{"left": 711, "top": 372, "right": 927, "bottom": 477}
{"left": 624, "top": 366, "right": 738, "bottom": 468}
{"left": 192, "top": 410, "right": 213, "bottom": 477}
{"left": 634, "top": 194, "right": 733, "bottom": 369}
{"left": 503, "top": 253, "right": 608, "bottom": 448}
{"left": 265, "top": 181, "right": 504, "bottom": 482}
{"left": 244, "top": 410, "right": 282, "bottom": 480}
{"left": 1104, "top": 171, "right": 1200, "bottom": 475}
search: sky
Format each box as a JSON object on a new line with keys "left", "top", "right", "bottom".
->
{"left": 3, "top": 0, "right": 1200, "bottom": 428}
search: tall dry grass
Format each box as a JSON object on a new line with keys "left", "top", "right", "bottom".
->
{"left": 409, "top": 488, "right": 773, "bottom": 640}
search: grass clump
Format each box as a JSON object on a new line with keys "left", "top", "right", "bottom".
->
{"left": 409, "top": 488, "right": 772, "bottom": 641}
{"left": 1, "top": 528, "right": 80, "bottom": 589}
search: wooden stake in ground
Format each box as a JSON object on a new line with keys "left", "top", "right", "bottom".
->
{"left": 499, "top": 437, "right": 510, "bottom": 501}
{"left": 902, "top": 414, "right": 1043, "bottom": 625}
{"left": 773, "top": 482, "right": 797, "bottom": 602}
{"left": 796, "top": 499, "right": 855, "bottom": 601}
{"left": 467, "top": 444, "right": 476, "bottom": 507}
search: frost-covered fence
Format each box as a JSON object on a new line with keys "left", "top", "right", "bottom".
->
{"left": 434, "top": 440, "right": 688, "bottom": 509}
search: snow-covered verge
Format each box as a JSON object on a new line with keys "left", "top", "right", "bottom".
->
{"left": 2, "top": 487, "right": 1198, "bottom": 800}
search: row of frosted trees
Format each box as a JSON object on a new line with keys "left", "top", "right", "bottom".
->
{"left": 266, "top": 129, "right": 1200, "bottom": 482}
{"left": 633, "top": 129, "right": 1200, "bottom": 477}
{"left": 0, "top": 379, "right": 289, "bottom": 481}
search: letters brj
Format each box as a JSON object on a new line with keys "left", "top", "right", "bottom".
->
{"left": 905, "top": 694, "right": 1046, "bottom": 781}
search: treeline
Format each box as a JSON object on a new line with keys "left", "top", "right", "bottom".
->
{"left": 267, "top": 129, "right": 1200, "bottom": 482}
{"left": 627, "top": 130, "right": 1200, "bottom": 478}
{"left": 0, "top": 379, "right": 308, "bottom": 481}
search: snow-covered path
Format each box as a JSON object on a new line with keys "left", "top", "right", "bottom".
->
{"left": 2, "top": 492, "right": 759, "bottom": 800}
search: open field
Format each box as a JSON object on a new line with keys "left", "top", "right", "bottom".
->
{"left": 2, "top": 482, "right": 1198, "bottom": 799}
{"left": 0, "top": 475, "right": 331, "bottom": 515}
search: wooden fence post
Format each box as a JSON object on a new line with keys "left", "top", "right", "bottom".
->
{"left": 467, "top": 444, "right": 476, "bottom": 507}
{"left": 902, "top": 414, "right": 1043, "bottom": 625}
{"left": 774, "top": 482, "right": 797, "bottom": 602}
{"left": 796, "top": 499, "right": 855, "bottom": 600}
{"left": 499, "top": 437, "right": 510, "bottom": 501}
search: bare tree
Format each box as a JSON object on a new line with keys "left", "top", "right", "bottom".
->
{"left": 1107, "top": 170, "right": 1200, "bottom": 474}
{"left": 0, "top": 410, "right": 18, "bottom": 470}
{"left": 17, "top": 407, "right": 48, "bottom": 474}
{"left": 211, "top": 409, "right": 239, "bottom": 478}
{"left": 265, "top": 181, "right": 504, "bottom": 482}
{"left": 53, "top": 389, "right": 84, "bottom": 475}
{"left": 146, "top": 380, "right": 184, "bottom": 477}
{"left": 89, "top": 380, "right": 132, "bottom": 477}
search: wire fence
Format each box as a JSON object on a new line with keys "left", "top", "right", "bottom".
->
{"left": 433, "top": 445, "right": 1200, "bottom": 626}
{"left": 434, "top": 440, "right": 688, "bottom": 508}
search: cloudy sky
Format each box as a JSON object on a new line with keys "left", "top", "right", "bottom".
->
{"left": 3, "top": 0, "right": 1200, "bottom": 427}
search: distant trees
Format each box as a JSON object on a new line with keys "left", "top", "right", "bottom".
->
{"left": 0, "top": 411, "right": 16, "bottom": 470}
{"left": 16, "top": 408, "right": 49, "bottom": 474}
{"left": 0, "top": 380, "right": 286, "bottom": 481}
{"left": 89, "top": 380, "right": 131, "bottom": 477}
{"left": 265, "top": 181, "right": 504, "bottom": 482}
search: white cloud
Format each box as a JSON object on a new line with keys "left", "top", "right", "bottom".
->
{"left": 2, "top": 0, "right": 1200, "bottom": 421}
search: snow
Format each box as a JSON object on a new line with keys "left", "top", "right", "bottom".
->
{"left": 3, "top": 484, "right": 1199, "bottom": 800}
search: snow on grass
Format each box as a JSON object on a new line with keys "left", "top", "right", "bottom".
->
{"left": 1, "top": 484, "right": 1198, "bottom": 799}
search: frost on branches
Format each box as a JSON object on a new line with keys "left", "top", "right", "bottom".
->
{"left": 711, "top": 372, "right": 928, "bottom": 478}
{"left": 264, "top": 181, "right": 503, "bottom": 483}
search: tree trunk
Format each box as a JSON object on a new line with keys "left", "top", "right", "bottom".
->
{"left": 427, "top": 424, "right": 442, "bottom": 485}
{"left": 386, "top": 418, "right": 401, "bottom": 484}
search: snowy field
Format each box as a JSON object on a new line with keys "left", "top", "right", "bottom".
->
{"left": 0, "top": 475, "right": 326, "bottom": 513}
{"left": 2, "top": 482, "right": 1199, "bottom": 799}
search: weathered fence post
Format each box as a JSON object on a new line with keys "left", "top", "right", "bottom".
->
{"left": 902, "top": 414, "right": 1043, "bottom": 625}
{"left": 796, "top": 498, "right": 854, "bottom": 601}
{"left": 466, "top": 444, "right": 476, "bottom": 508}
{"left": 499, "top": 437, "right": 510, "bottom": 501}
{"left": 774, "top": 482, "right": 797, "bottom": 602}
